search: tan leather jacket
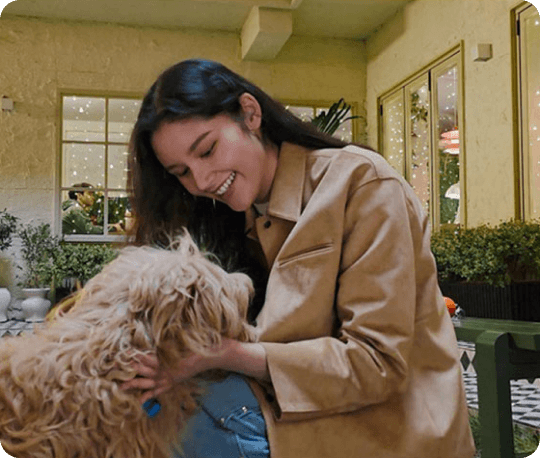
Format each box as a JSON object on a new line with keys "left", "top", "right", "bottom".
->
{"left": 247, "top": 143, "right": 475, "bottom": 458}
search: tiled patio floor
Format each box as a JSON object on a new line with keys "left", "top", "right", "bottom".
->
{"left": 2, "top": 319, "right": 540, "bottom": 430}
{"left": 458, "top": 341, "right": 540, "bottom": 429}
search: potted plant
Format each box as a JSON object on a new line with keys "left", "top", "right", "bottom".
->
{"left": 52, "top": 242, "right": 118, "bottom": 304}
{"left": 310, "top": 98, "right": 359, "bottom": 136}
{"left": 431, "top": 219, "right": 540, "bottom": 321}
{"left": 17, "top": 222, "right": 60, "bottom": 322}
{"left": 0, "top": 209, "right": 18, "bottom": 321}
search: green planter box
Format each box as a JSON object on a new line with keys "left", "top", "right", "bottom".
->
{"left": 440, "top": 281, "right": 540, "bottom": 322}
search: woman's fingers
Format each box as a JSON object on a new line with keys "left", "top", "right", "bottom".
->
{"left": 133, "top": 353, "right": 159, "bottom": 369}
{"left": 130, "top": 361, "right": 158, "bottom": 378}
{"left": 140, "top": 385, "right": 168, "bottom": 405}
{"left": 120, "top": 376, "right": 157, "bottom": 391}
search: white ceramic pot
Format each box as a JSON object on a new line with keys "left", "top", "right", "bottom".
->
{"left": 0, "top": 287, "right": 10, "bottom": 322}
{"left": 21, "top": 288, "right": 51, "bottom": 322}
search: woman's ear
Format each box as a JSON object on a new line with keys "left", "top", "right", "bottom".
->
{"left": 238, "top": 93, "right": 262, "bottom": 132}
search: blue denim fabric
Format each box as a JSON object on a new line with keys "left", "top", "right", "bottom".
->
{"left": 173, "top": 374, "right": 270, "bottom": 458}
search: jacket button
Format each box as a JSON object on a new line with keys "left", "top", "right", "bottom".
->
{"left": 263, "top": 220, "right": 271, "bottom": 229}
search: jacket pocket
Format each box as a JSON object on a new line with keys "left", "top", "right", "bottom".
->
{"left": 277, "top": 242, "right": 334, "bottom": 267}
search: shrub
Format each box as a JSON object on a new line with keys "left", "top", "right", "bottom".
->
{"left": 53, "top": 243, "right": 118, "bottom": 286}
{"left": 0, "top": 209, "right": 18, "bottom": 252}
{"left": 431, "top": 220, "right": 540, "bottom": 287}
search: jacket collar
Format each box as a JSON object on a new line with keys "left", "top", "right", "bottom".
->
{"left": 266, "top": 142, "right": 309, "bottom": 223}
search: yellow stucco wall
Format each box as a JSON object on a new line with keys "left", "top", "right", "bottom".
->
{"left": 0, "top": 17, "right": 366, "bottom": 226}
{"left": 365, "top": 0, "right": 524, "bottom": 227}
{"left": 1, "top": 0, "right": 528, "bottom": 231}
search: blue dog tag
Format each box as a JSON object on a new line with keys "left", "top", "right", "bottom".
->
{"left": 143, "top": 398, "right": 161, "bottom": 418}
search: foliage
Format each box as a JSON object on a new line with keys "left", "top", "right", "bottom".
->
{"left": 17, "top": 222, "right": 60, "bottom": 288}
{"left": 468, "top": 409, "right": 539, "bottom": 456}
{"left": 431, "top": 220, "right": 540, "bottom": 287}
{"left": 80, "top": 192, "right": 129, "bottom": 227}
{"left": 63, "top": 191, "right": 130, "bottom": 234}
{"left": 53, "top": 243, "right": 118, "bottom": 285}
{"left": 310, "top": 98, "right": 359, "bottom": 136}
{"left": 0, "top": 209, "right": 18, "bottom": 252}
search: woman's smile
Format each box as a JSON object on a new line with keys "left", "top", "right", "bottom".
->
{"left": 216, "top": 172, "right": 236, "bottom": 197}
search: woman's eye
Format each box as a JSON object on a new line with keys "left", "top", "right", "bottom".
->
{"left": 176, "top": 168, "right": 189, "bottom": 178}
{"left": 201, "top": 142, "right": 216, "bottom": 158}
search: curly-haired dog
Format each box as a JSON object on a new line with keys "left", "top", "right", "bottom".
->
{"left": 0, "top": 233, "right": 255, "bottom": 458}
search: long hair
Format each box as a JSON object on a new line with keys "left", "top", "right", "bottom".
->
{"left": 128, "top": 59, "right": 352, "bottom": 320}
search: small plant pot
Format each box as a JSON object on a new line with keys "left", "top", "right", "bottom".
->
{"left": 0, "top": 287, "right": 10, "bottom": 322}
{"left": 21, "top": 288, "right": 51, "bottom": 322}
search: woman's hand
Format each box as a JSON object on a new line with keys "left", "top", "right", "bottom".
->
{"left": 120, "top": 351, "right": 211, "bottom": 404}
{"left": 121, "top": 338, "right": 269, "bottom": 405}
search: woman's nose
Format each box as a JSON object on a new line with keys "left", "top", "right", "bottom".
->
{"left": 190, "top": 164, "right": 212, "bottom": 193}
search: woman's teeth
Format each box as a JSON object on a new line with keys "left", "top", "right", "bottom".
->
{"left": 216, "top": 172, "right": 236, "bottom": 196}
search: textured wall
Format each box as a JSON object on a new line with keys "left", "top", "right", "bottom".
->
{"left": 0, "top": 17, "right": 367, "bottom": 227}
{"left": 365, "top": 0, "right": 521, "bottom": 227}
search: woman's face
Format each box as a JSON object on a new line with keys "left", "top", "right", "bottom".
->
{"left": 151, "top": 100, "right": 278, "bottom": 212}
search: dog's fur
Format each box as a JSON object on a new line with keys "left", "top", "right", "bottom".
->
{"left": 0, "top": 233, "right": 255, "bottom": 458}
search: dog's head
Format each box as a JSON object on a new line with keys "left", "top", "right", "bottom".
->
{"left": 0, "top": 232, "right": 256, "bottom": 458}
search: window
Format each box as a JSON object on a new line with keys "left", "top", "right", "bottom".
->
{"left": 57, "top": 97, "right": 355, "bottom": 240}
{"left": 515, "top": 3, "right": 540, "bottom": 220}
{"left": 378, "top": 48, "right": 464, "bottom": 229}
{"left": 58, "top": 94, "right": 141, "bottom": 241}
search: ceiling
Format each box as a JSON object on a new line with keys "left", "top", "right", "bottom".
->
{"left": 1, "top": 0, "right": 411, "bottom": 42}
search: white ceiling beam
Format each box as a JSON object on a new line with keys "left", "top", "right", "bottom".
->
{"left": 241, "top": 6, "right": 293, "bottom": 61}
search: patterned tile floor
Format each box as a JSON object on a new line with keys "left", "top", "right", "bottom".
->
{"left": 459, "top": 341, "right": 540, "bottom": 429}
{"left": 0, "top": 319, "right": 36, "bottom": 337}
{"left": 2, "top": 320, "right": 540, "bottom": 429}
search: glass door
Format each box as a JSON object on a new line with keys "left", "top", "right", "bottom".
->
{"left": 432, "top": 55, "right": 463, "bottom": 227}
{"left": 406, "top": 75, "right": 431, "bottom": 216}
{"left": 380, "top": 90, "right": 406, "bottom": 176}
{"left": 518, "top": 5, "right": 540, "bottom": 219}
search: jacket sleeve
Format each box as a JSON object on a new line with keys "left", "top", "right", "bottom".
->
{"left": 260, "top": 176, "right": 425, "bottom": 421}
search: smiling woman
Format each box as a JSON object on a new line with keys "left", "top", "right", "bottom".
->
{"left": 126, "top": 58, "right": 475, "bottom": 458}
{"left": 151, "top": 103, "right": 279, "bottom": 212}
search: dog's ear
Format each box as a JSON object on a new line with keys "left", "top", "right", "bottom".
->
{"left": 150, "top": 252, "right": 256, "bottom": 358}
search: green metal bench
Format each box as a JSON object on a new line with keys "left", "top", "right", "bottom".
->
{"left": 453, "top": 317, "right": 540, "bottom": 458}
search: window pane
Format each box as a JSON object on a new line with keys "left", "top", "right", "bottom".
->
{"left": 522, "top": 7, "right": 540, "bottom": 217}
{"left": 106, "top": 192, "right": 131, "bottom": 235}
{"left": 334, "top": 117, "right": 353, "bottom": 142}
{"left": 381, "top": 91, "right": 405, "bottom": 176}
{"left": 436, "top": 64, "right": 461, "bottom": 225}
{"left": 62, "top": 143, "right": 105, "bottom": 187}
{"left": 315, "top": 107, "right": 354, "bottom": 142}
{"left": 61, "top": 189, "right": 105, "bottom": 236}
{"left": 108, "top": 144, "right": 129, "bottom": 189}
{"left": 108, "top": 99, "right": 141, "bottom": 143}
{"left": 62, "top": 96, "right": 105, "bottom": 142}
{"left": 408, "top": 80, "right": 431, "bottom": 216}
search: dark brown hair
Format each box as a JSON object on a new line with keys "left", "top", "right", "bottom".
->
{"left": 128, "top": 59, "right": 353, "bottom": 318}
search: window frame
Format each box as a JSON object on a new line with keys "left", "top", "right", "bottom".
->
{"left": 377, "top": 43, "right": 466, "bottom": 230}
{"left": 56, "top": 89, "right": 143, "bottom": 242}
{"left": 55, "top": 94, "right": 358, "bottom": 242}
{"left": 513, "top": 2, "right": 540, "bottom": 220}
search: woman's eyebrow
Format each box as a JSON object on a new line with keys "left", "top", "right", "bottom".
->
{"left": 190, "top": 131, "right": 211, "bottom": 152}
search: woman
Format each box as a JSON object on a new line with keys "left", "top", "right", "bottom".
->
{"left": 122, "top": 59, "right": 475, "bottom": 458}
